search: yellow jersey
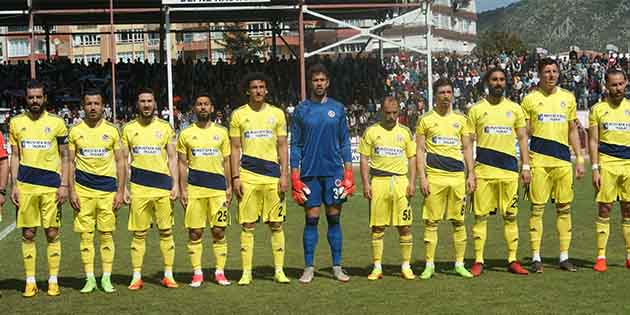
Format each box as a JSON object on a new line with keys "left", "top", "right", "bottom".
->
{"left": 9, "top": 112, "right": 68, "bottom": 193}
{"left": 68, "top": 120, "right": 121, "bottom": 196}
{"left": 122, "top": 118, "right": 175, "bottom": 197}
{"left": 589, "top": 98, "right": 630, "bottom": 166}
{"left": 416, "top": 110, "right": 470, "bottom": 176}
{"left": 229, "top": 103, "right": 287, "bottom": 184}
{"left": 358, "top": 123, "right": 415, "bottom": 176}
{"left": 521, "top": 87, "right": 577, "bottom": 167}
{"left": 467, "top": 98, "right": 526, "bottom": 179}
{"left": 177, "top": 123, "right": 230, "bottom": 198}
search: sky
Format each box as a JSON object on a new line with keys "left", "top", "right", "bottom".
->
{"left": 476, "top": 0, "right": 521, "bottom": 12}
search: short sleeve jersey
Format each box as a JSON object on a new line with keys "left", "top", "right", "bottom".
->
{"left": 177, "top": 123, "right": 230, "bottom": 198}
{"left": 358, "top": 123, "right": 416, "bottom": 176}
{"left": 9, "top": 112, "right": 68, "bottom": 193}
{"left": 467, "top": 98, "right": 526, "bottom": 179}
{"left": 416, "top": 110, "right": 471, "bottom": 176}
{"left": 68, "top": 120, "right": 121, "bottom": 196}
{"left": 589, "top": 98, "right": 630, "bottom": 166}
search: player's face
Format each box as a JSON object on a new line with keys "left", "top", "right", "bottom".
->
{"left": 381, "top": 101, "right": 399, "bottom": 126}
{"left": 311, "top": 73, "right": 329, "bottom": 97}
{"left": 26, "top": 88, "right": 46, "bottom": 114}
{"left": 194, "top": 96, "right": 213, "bottom": 122}
{"left": 83, "top": 95, "right": 104, "bottom": 121}
{"left": 487, "top": 71, "right": 506, "bottom": 97}
{"left": 606, "top": 73, "right": 627, "bottom": 103}
{"left": 248, "top": 80, "right": 267, "bottom": 104}
{"left": 435, "top": 85, "right": 453, "bottom": 110}
{"left": 540, "top": 64, "right": 559, "bottom": 89}
{"left": 137, "top": 93, "right": 155, "bottom": 119}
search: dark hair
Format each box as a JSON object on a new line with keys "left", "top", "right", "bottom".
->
{"left": 483, "top": 67, "right": 507, "bottom": 83}
{"left": 433, "top": 78, "right": 453, "bottom": 96}
{"left": 136, "top": 87, "right": 155, "bottom": 102}
{"left": 605, "top": 67, "right": 627, "bottom": 83}
{"left": 26, "top": 80, "right": 45, "bottom": 92}
{"left": 194, "top": 90, "right": 214, "bottom": 105}
{"left": 82, "top": 89, "right": 104, "bottom": 103}
{"left": 308, "top": 63, "right": 329, "bottom": 81}
{"left": 537, "top": 57, "right": 559, "bottom": 74}
{"left": 382, "top": 96, "right": 398, "bottom": 107}
{"left": 240, "top": 72, "right": 270, "bottom": 94}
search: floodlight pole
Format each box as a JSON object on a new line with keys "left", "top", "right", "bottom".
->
{"left": 299, "top": 1, "right": 306, "bottom": 101}
{"left": 110, "top": 0, "right": 117, "bottom": 123}
{"left": 426, "top": 1, "right": 433, "bottom": 110}
{"left": 165, "top": 6, "right": 175, "bottom": 127}
{"left": 28, "top": 0, "right": 35, "bottom": 79}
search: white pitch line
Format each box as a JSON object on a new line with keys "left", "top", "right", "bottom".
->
{"left": 0, "top": 222, "right": 16, "bottom": 240}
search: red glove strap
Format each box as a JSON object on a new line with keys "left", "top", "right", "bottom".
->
{"left": 344, "top": 169, "right": 353, "bottom": 181}
{"left": 291, "top": 170, "right": 301, "bottom": 183}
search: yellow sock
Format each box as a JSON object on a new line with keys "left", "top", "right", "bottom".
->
{"left": 188, "top": 239, "right": 203, "bottom": 271}
{"left": 424, "top": 221, "right": 439, "bottom": 263}
{"left": 213, "top": 237, "right": 228, "bottom": 270}
{"left": 399, "top": 233, "right": 413, "bottom": 265}
{"left": 100, "top": 232, "right": 115, "bottom": 274}
{"left": 472, "top": 216, "right": 488, "bottom": 264}
{"left": 159, "top": 229, "right": 175, "bottom": 271}
{"left": 596, "top": 216, "right": 610, "bottom": 258}
{"left": 452, "top": 221, "right": 467, "bottom": 263}
{"left": 131, "top": 231, "right": 147, "bottom": 273}
{"left": 79, "top": 232, "right": 95, "bottom": 274}
{"left": 240, "top": 227, "right": 255, "bottom": 272}
{"left": 22, "top": 239, "right": 36, "bottom": 278}
{"left": 623, "top": 218, "right": 630, "bottom": 256}
{"left": 557, "top": 206, "right": 572, "bottom": 253}
{"left": 270, "top": 226, "right": 285, "bottom": 270}
{"left": 47, "top": 237, "right": 61, "bottom": 277}
{"left": 503, "top": 216, "right": 519, "bottom": 263}
{"left": 529, "top": 204, "right": 545, "bottom": 256}
{"left": 371, "top": 231, "right": 385, "bottom": 265}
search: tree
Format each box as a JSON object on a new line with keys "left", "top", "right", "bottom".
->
{"left": 217, "top": 25, "right": 268, "bottom": 61}
{"left": 473, "top": 31, "right": 527, "bottom": 57}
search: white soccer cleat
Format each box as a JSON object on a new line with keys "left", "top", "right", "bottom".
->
{"left": 299, "top": 267, "right": 315, "bottom": 284}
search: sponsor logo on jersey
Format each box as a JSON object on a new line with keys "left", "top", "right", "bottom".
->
{"left": 374, "top": 146, "right": 404, "bottom": 157}
{"left": 396, "top": 134, "right": 404, "bottom": 143}
{"left": 44, "top": 126, "right": 51, "bottom": 134}
{"left": 213, "top": 135, "right": 220, "bottom": 141}
{"left": 155, "top": 131, "right": 163, "bottom": 139}
{"left": 625, "top": 110, "right": 630, "bottom": 116}
{"left": 453, "top": 122, "right": 460, "bottom": 129}
{"left": 483, "top": 126, "right": 512, "bottom": 135}
{"left": 268, "top": 116, "right": 275, "bottom": 125}
{"left": 21, "top": 140, "right": 51, "bottom": 150}
{"left": 328, "top": 110, "right": 336, "bottom": 118}
{"left": 102, "top": 134, "right": 109, "bottom": 141}
{"left": 603, "top": 122, "right": 630, "bottom": 131}
{"left": 431, "top": 136, "right": 460, "bottom": 146}
{"left": 191, "top": 147, "right": 220, "bottom": 157}
{"left": 243, "top": 129, "right": 273, "bottom": 139}
{"left": 560, "top": 101, "right": 566, "bottom": 108}
{"left": 132, "top": 145, "right": 161, "bottom": 155}
{"left": 79, "top": 148, "right": 108, "bottom": 158}
{"left": 537, "top": 113, "right": 566, "bottom": 123}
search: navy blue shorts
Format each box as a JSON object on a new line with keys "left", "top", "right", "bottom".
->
{"left": 302, "top": 171, "right": 347, "bottom": 209}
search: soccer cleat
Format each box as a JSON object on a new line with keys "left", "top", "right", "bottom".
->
{"left": 274, "top": 270, "right": 291, "bottom": 284}
{"left": 22, "top": 283, "right": 38, "bottom": 298}
{"left": 593, "top": 258, "right": 607, "bottom": 273}
{"left": 161, "top": 276, "right": 179, "bottom": 288}
{"left": 127, "top": 279, "right": 144, "bottom": 291}
{"left": 101, "top": 275, "right": 116, "bottom": 293}
{"left": 626, "top": 259, "right": 630, "bottom": 269}
{"left": 47, "top": 282, "right": 61, "bottom": 296}
{"left": 454, "top": 266, "right": 473, "bottom": 278}
{"left": 367, "top": 268, "right": 383, "bottom": 281}
{"left": 531, "top": 261, "right": 544, "bottom": 273}
{"left": 401, "top": 268, "right": 416, "bottom": 280}
{"left": 238, "top": 272, "right": 252, "bottom": 286}
{"left": 214, "top": 272, "right": 231, "bottom": 286}
{"left": 299, "top": 267, "right": 315, "bottom": 284}
{"left": 332, "top": 266, "right": 350, "bottom": 282}
{"left": 189, "top": 274, "right": 203, "bottom": 288}
{"left": 80, "top": 277, "right": 98, "bottom": 293}
{"left": 508, "top": 261, "right": 529, "bottom": 275}
{"left": 471, "top": 262, "right": 484, "bottom": 277}
{"left": 559, "top": 259, "right": 577, "bottom": 272}
{"left": 419, "top": 266, "right": 434, "bottom": 280}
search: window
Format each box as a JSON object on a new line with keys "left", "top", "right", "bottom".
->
{"left": 73, "top": 34, "right": 101, "bottom": 47}
{"left": 148, "top": 32, "right": 160, "bottom": 45}
{"left": 76, "top": 54, "right": 101, "bottom": 64}
{"left": 183, "top": 33, "right": 194, "bottom": 43}
{"left": 116, "top": 29, "right": 144, "bottom": 43}
{"left": 8, "top": 39, "right": 29, "bottom": 57}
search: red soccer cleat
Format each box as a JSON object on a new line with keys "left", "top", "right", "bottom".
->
{"left": 508, "top": 261, "right": 529, "bottom": 275}
{"left": 470, "top": 262, "right": 484, "bottom": 277}
{"left": 189, "top": 274, "right": 203, "bottom": 288}
{"left": 214, "top": 272, "right": 231, "bottom": 286}
{"left": 593, "top": 258, "right": 607, "bottom": 272}
{"left": 626, "top": 259, "right": 630, "bottom": 269}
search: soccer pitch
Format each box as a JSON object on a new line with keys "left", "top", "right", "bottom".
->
{"left": 1, "top": 168, "right": 630, "bottom": 314}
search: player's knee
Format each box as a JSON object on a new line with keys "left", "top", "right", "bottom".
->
{"left": 242, "top": 222, "right": 256, "bottom": 229}
{"left": 306, "top": 207, "right": 321, "bottom": 218}
{"left": 397, "top": 226, "right": 411, "bottom": 236}
{"left": 133, "top": 230, "right": 148, "bottom": 240}
{"left": 372, "top": 226, "right": 386, "bottom": 234}
{"left": 189, "top": 229, "right": 203, "bottom": 241}
{"left": 598, "top": 203, "right": 613, "bottom": 218}
{"left": 100, "top": 231, "right": 113, "bottom": 240}
{"left": 159, "top": 228, "right": 173, "bottom": 238}
{"left": 45, "top": 228, "right": 59, "bottom": 243}
{"left": 305, "top": 216, "right": 320, "bottom": 226}
{"left": 450, "top": 220, "right": 465, "bottom": 228}
{"left": 326, "top": 214, "right": 340, "bottom": 225}
{"left": 211, "top": 227, "right": 225, "bottom": 240}
{"left": 424, "top": 220, "right": 439, "bottom": 228}
{"left": 22, "top": 228, "right": 36, "bottom": 241}
{"left": 269, "top": 222, "right": 283, "bottom": 232}
{"left": 556, "top": 204, "right": 571, "bottom": 215}
{"left": 475, "top": 215, "right": 489, "bottom": 223}
{"left": 80, "top": 231, "right": 94, "bottom": 241}
{"left": 531, "top": 204, "right": 545, "bottom": 217}
{"left": 503, "top": 214, "right": 517, "bottom": 223}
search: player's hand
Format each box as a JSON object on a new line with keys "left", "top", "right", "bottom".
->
{"left": 406, "top": 183, "right": 416, "bottom": 198}
{"left": 575, "top": 160, "right": 585, "bottom": 180}
{"left": 123, "top": 187, "right": 131, "bottom": 204}
{"left": 11, "top": 185, "right": 19, "bottom": 207}
{"left": 170, "top": 185, "right": 179, "bottom": 201}
{"left": 225, "top": 188, "right": 232, "bottom": 208}
{"left": 521, "top": 169, "right": 531, "bottom": 185}
{"left": 466, "top": 173, "right": 476, "bottom": 193}
{"left": 291, "top": 171, "right": 310, "bottom": 205}
{"left": 56, "top": 186, "right": 68, "bottom": 205}
{"left": 69, "top": 190, "right": 81, "bottom": 212}
{"left": 113, "top": 191, "right": 124, "bottom": 210}
{"left": 0, "top": 194, "right": 5, "bottom": 208}
{"left": 340, "top": 169, "right": 356, "bottom": 199}
{"left": 592, "top": 169, "right": 601, "bottom": 191}
{"left": 180, "top": 189, "right": 188, "bottom": 209}
{"left": 420, "top": 176, "right": 430, "bottom": 197}
{"left": 363, "top": 182, "right": 372, "bottom": 200}
{"left": 233, "top": 178, "right": 244, "bottom": 201}
{"left": 278, "top": 174, "right": 289, "bottom": 193}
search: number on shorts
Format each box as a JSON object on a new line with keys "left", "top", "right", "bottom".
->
{"left": 278, "top": 205, "right": 284, "bottom": 218}
{"left": 510, "top": 196, "right": 518, "bottom": 209}
{"left": 217, "top": 210, "right": 228, "bottom": 222}
{"left": 402, "top": 208, "right": 411, "bottom": 221}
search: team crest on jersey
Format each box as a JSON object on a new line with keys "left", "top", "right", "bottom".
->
{"left": 192, "top": 135, "right": 197, "bottom": 140}
{"left": 213, "top": 135, "right": 220, "bottom": 141}
{"left": 155, "top": 130, "right": 162, "bottom": 139}
{"left": 453, "top": 122, "right": 460, "bottom": 129}
{"left": 20, "top": 127, "right": 26, "bottom": 132}
{"left": 334, "top": 179, "right": 342, "bottom": 187}
{"left": 560, "top": 101, "right": 566, "bottom": 108}
{"left": 43, "top": 126, "right": 51, "bottom": 134}
{"left": 506, "top": 111, "right": 512, "bottom": 118}
{"left": 625, "top": 110, "right": 630, "bottom": 116}
{"left": 102, "top": 134, "right": 109, "bottom": 141}
{"left": 538, "top": 102, "right": 544, "bottom": 107}
{"left": 268, "top": 116, "right": 275, "bottom": 125}
{"left": 396, "top": 134, "right": 404, "bottom": 142}
{"left": 328, "top": 110, "right": 336, "bottom": 118}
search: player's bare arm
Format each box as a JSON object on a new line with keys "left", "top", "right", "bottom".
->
{"left": 121, "top": 145, "right": 131, "bottom": 204}
{"left": 177, "top": 152, "right": 189, "bottom": 208}
{"left": 516, "top": 127, "right": 531, "bottom": 185}
{"left": 569, "top": 120, "right": 585, "bottom": 179}
{"left": 10, "top": 144, "right": 19, "bottom": 206}
{"left": 359, "top": 154, "right": 371, "bottom": 200}
{"left": 230, "top": 137, "right": 243, "bottom": 199}
{"left": 223, "top": 155, "right": 232, "bottom": 208}
{"left": 166, "top": 142, "right": 179, "bottom": 200}
{"left": 68, "top": 148, "right": 80, "bottom": 211}
{"left": 407, "top": 155, "right": 417, "bottom": 198}
{"left": 113, "top": 147, "right": 126, "bottom": 209}
{"left": 462, "top": 134, "right": 475, "bottom": 193}
{"left": 588, "top": 124, "right": 600, "bottom": 191}
{"left": 57, "top": 143, "right": 69, "bottom": 204}
{"left": 277, "top": 135, "right": 289, "bottom": 195}
{"left": 416, "top": 134, "right": 429, "bottom": 196}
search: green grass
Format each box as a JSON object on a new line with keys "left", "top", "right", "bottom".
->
{"left": 1, "top": 168, "right": 630, "bottom": 314}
